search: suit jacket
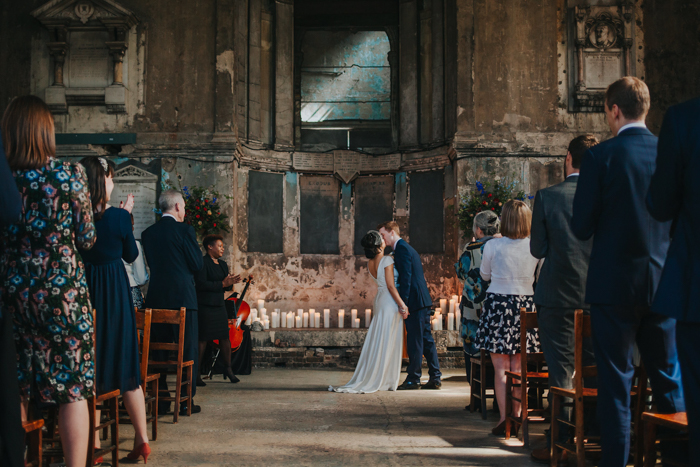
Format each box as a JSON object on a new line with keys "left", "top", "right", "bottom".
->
{"left": 195, "top": 255, "right": 232, "bottom": 308}
{"left": 142, "top": 216, "right": 203, "bottom": 310}
{"left": 571, "top": 127, "right": 672, "bottom": 306}
{"left": 647, "top": 98, "right": 700, "bottom": 323}
{"left": 531, "top": 176, "right": 592, "bottom": 309}
{"left": 394, "top": 239, "right": 433, "bottom": 311}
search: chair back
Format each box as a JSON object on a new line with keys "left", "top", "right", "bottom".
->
{"left": 148, "top": 307, "right": 187, "bottom": 368}
{"left": 519, "top": 308, "right": 543, "bottom": 375}
{"left": 574, "top": 309, "right": 597, "bottom": 396}
{"left": 134, "top": 308, "right": 153, "bottom": 385}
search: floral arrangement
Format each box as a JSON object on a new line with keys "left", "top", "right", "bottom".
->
{"left": 182, "top": 186, "right": 229, "bottom": 238}
{"left": 458, "top": 176, "right": 532, "bottom": 237}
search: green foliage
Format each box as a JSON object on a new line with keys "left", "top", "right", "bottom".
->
{"left": 458, "top": 177, "right": 531, "bottom": 238}
{"left": 182, "top": 186, "right": 230, "bottom": 238}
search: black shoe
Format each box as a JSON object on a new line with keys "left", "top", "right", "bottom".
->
{"left": 196, "top": 377, "right": 207, "bottom": 387}
{"left": 223, "top": 368, "right": 240, "bottom": 383}
{"left": 179, "top": 404, "right": 201, "bottom": 416}
{"left": 158, "top": 403, "right": 172, "bottom": 414}
{"left": 397, "top": 381, "right": 421, "bottom": 390}
{"left": 422, "top": 380, "right": 442, "bottom": 390}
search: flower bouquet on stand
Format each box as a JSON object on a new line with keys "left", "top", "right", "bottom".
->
{"left": 458, "top": 177, "right": 532, "bottom": 237}
{"left": 182, "top": 186, "right": 230, "bottom": 239}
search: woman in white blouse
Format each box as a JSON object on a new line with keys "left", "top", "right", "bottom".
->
{"left": 474, "top": 200, "right": 541, "bottom": 436}
{"left": 123, "top": 213, "right": 149, "bottom": 309}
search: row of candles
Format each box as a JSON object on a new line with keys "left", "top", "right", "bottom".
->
{"left": 245, "top": 298, "right": 462, "bottom": 331}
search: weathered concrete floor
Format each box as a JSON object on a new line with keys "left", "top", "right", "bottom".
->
{"left": 115, "top": 369, "right": 545, "bottom": 466}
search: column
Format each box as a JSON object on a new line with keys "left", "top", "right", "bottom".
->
{"left": 215, "top": 0, "right": 236, "bottom": 135}
{"left": 275, "top": 0, "right": 295, "bottom": 150}
{"left": 399, "top": 0, "right": 419, "bottom": 148}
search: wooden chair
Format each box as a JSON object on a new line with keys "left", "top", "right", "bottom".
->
{"left": 119, "top": 308, "right": 160, "bottom": 440}
{"left": 550, "top": 309, "right": 600, "bottom": 466}
{"left": 642, "top": 412, "right": 688, "bottom": 467}
{"left": 147, "top": 307, "right": 193, "bottom": 424}
{"left": 632, "top": 365, "right": 651, "bottom": 467}
{"left": 469, "top": 349, "right": 497, "bottom": 419}
{"left": 505, "top": 307, "right": 549, "bottom": 449}
{"left": 22, "top": 419, "right": 44, "bottom": 467}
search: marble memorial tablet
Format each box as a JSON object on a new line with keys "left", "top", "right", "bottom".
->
{"left": 584, "top": 52, "right": 622, "bottom": 90}
{"left": 111, "top": 165, "right": 158, "bottom": 240}
{"left": 69, "top": 31, "right": 111, "bottom": 88}
{"left": 292, "top": 152, "right": 334, "bottom": 172}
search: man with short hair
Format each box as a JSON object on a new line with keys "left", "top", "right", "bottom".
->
{"left": 571, "top": 77, "right": 685, "bottom": 466}
{"left": 529, "top": 135, "right": 598, "bottom": 463}
{"left": 143, "top": 189, "right": 204, "bottom": 415}
{"left": 378, "top": 221, "right": 442, "bottom": 390}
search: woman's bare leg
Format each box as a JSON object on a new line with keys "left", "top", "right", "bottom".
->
{"left": 58, "top": 399, "right": 89, "bottom": 467}
{"left": 490, "top": 353, "right": 511, "bottom": 425}
{"left": 510, "top": 353, "right": 522, "bottom": 417}
{"left": 123, "top": 387, "right": 149, "bottom": 449}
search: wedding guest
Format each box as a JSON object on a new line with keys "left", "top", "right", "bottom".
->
{"left": 647, "top": 97, "right": 700, "bottom": 461}
{"left": 572, "top": 77, "right": 684, "bottom": 466}
{"left": 0, "top": 129, "right": 24, "bottom": 467}
{"left": 142, "top": 189, "right": 203, "bottom": 415}
{"left": 77, "top": 157, "right": 151, "bottom": 463}
{"left": 474, "top": 200, "right": 540, "bottom": 436}
{"left": 124, "top": 214, "right": 149, "bottom": 309}
{"left": 195, "top": 234, "right": 241, "bottom": 386}
{"left": 455, "top": 210, "right": 500, "bottom": 383}
{"left": 0, "top": 96, "right": 95, "bottom": 467}
{"left": 529, "top": 135, "right": 598, "bottom": 463}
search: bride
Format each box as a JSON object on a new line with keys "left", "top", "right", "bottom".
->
{"left": 330, "top": 230, "right": 407, "bottom": 393}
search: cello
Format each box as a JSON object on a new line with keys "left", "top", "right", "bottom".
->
{"left": 224, "top": 275, "right": 254, "bottom": 352}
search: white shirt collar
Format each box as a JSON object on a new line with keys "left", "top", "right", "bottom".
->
{"left": 162, "top": 213, "right": 178, "bottom": 221}
{"left": 566, "top": 173, "right": 580, "bottom": 178}
{"left": 618, "top": 122, "right": 647, "bottom": 135}
{"left": 393, "top": 237, "right": 401, "bottom": 250}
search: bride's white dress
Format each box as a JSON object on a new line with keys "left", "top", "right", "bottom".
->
{"left": 330, "top": 255, "right": 403, "bottom": 393}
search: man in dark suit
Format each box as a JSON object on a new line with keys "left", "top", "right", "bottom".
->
{"left": 143, "top": 189, "right": 204, "bottom": 415}
{"left": 647, "top": 97, "right": 700, "bottom": 460}
{"left": 529, "top": 135, "right": 598, "bottom": 463}
{"left": 571, "top": 77, "right": 684, "bottom": 466}
{"left": 378, "top": 221, "right": 441, "bottom": 390}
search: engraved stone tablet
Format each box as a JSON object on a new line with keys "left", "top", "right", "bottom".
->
{"left": 299, "top": 176, "right": 340, "bottom": 254}
{"left": 292, "top": 152, "right": 334, "bottom": 172}
{"left": 361, "top": 153, "right": 401, "bottom": 172}
{"left": 584, "top": 52, "right": 622, "bottom": 90}
{"left": 69, "top": 31, "right": 111, "bottom": 88}
{"left": 111, "top": 164, "right": 158, "bottom": 240}
{"left": 333, "top": 150, "right": 361, "bottom": 184}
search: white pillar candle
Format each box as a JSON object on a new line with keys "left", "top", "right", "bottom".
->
{"left": 315, "top": 312, "right": 321, "bottom": 328}
{"left": 351, "top": 309, "right": 357, "bottom": 323}
{"left": 338, "top": 309, "right": 345, "bottom": 328}
{"left": 354, "top": 318, "right": 360, "bottom": 328}
{"left": 303, "top": 312, "right": 309, "bottom": 328}
{"left": 257, "top": 299, "right": 265, "bottom": 311}
{"left": 451, "top": 294, "right": 459, "bottom": 304}
{"left": 324, "top": 309, "right": 330, "bottom": 328}
{"left": 295, "top": 316, "right": 302, "bottom": 328}
{"left": 431, "top": 319, "right": 437, "bottom": 330}
{"left": 281, "top": 312, "right": 286, "bottom": 328}
{"left": 287, "top": 313, "right": 294, "bottom": 328}
{"left": 264, "top": 319, "right": 270, "bottom": 330}
{"left": 449, "top": 299, "right": 456, "bottom": 315}
{"left": 297, "top": 309, "right": 303, "bottom": 318}
{"left": 439, "top": 299, "right": 447, "bottom": 312}
{"left": 455, "top": 308, "right": 461, "bottom": 331}
{"left": 250, "top": 308, "right": 257, "bottom": 322}
{"left": 365, "top": 309, "right": 371, "bottom": 327}
{"left": 448, "top": 312, "right": 454, "bottom": 331}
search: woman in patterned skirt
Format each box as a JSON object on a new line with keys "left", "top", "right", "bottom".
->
{"left": 0, "top": 96, "right": 96, "bottom": 467}
{"left": 474, "top": 200, "right": 541, "bottom": 436}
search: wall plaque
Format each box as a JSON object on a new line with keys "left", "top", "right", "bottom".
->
{"left": 69, "top": 31, "right": 111, "bottom": 88}
{"left": 111, "top": 163, "right": 158, "bottom": 240}
{"left": 333, "top": 150, "right": 361, "bottom": 184}
{"left": 300, "top": 176, "right": 340, "bottom": 254}
{"left": 354, "top": 176, "right": 394, "bottom": 255}
{"left": 584, "top": 53, "right": 622, "bottom": 89}
{"left": 361, "top": 153, "right": 401, "bottom": 172}
{"left": 292, "top": 152, "right": 334, "bottom": 172}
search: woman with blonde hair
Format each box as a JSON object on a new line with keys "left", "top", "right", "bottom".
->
{"left": 0, "top": 95, "right": 96, "bottom": 467}
{"left": 474, "top": 199, "right": 541, "bottom": 436}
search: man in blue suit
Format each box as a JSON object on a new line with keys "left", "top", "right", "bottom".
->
{"left": 143, "top": 189, "right": 204, "bottom": 415}
{"left": 378, "top": 221, "right": 441, "bottom": 390}
{"left": 647, "top": 97, "right": 700, "bottom": 460}
{"left": 571, "top": 77, "right": 684, "bottom": 466}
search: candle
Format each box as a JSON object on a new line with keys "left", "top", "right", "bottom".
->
{"left": 431, "top": 319, "right": 437, "bottom": 330}
{"left": 324, "top": 309, "right": 330, "bottom": 328}
{"left": 251, "top": 308, "right": 258, "bottom": 322}
{"left": 257, "top": 299, "right": 265, "bottom": 311}
{"left": 295, "top": 316, "right": 302, "bottom": 328}
{"left": 365, "top": 309, "right": 371, "bottom": 327}
{"left": 281, "top": 311, "right": 286, "bottom": 328}
{"left": 449, "top": 299, "right": 456, "bottom": 315}
{"left": 338, "top": 309, "right": 345, "bottom": 328}
{"left": 287, "top": 313, "right": 294, "bottom": 328}
{"left": 351, "top": 309, "right": 357, "bottom": 323}
{"left": 354, "top": 318, "right": 360, "bottom": 328}
{"left": 303, "top": 312, "right": 309, "bottom": 328}
{"left": 309, "top": 309, "right": 316, "bottom": 324}
{"left": 455, "top": 308, "right": 461, "bottom": 331}
{"left": 264, "top": 319, "right": 270, "bottom": 330}
{"left": 439, "top": 299, "right": 447, "bottom": 312}
{"left": 297, "top": 309, "right": 303, "bottom": 318}
{"left": 314, "top": 312, "right": 321, "bottom": 328}
{"left": 451, "top": 294, "right": 459, "bottom": 304}
{"left": 448, "top": 313, "right": 454, "bottom": 331}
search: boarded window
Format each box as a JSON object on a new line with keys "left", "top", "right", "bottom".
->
{"left": 248, "top": 171, "right": 284, "bottom": 253}
{"left": 354, "top": 176, "right": 394, "bottom": 255}
{"left": 300, "top": 175, "right": 340, "bottom": 254}
{"left": 409, "top": 170, "right": 444, "bottom": 254}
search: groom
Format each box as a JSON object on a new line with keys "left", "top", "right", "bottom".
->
{"left": 378, "top": 221, "right": 442, "bottom": 390}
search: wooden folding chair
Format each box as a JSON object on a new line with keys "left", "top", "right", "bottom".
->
{"left": 551, "top": 309, "right": 600, "bottom": 466}
{"left": 642, "top": 412, "right": 688, "bottom": 467}
{"left": 119, "top": 308, "right": 160, "bottom": 440}
{"left": 147, "top": 307, "right": 193, "bottom": 424}
{"left": 22, "top": 419, "right": 44, "bottom": 467}
{"left": 505, "top": 307, "right": 549, "bottom": 449}
{"left": 469, "top": 349, "right": 496, "bottom": 419}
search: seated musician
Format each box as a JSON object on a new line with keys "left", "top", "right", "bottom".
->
{"left": 195, "top": 234, "right": 241, "bottom": 385}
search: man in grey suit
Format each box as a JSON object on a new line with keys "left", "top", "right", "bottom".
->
{"left": 529, "top": 135, "right": 599, "bottom": 463}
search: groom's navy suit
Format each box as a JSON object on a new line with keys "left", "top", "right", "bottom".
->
{"left": 394, "top": 238, "right": 441, "bottom": 383}
{"left": 571, "top": 125, "right": 684, "bottom": 466}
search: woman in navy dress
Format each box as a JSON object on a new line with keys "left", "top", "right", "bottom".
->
{"left": 78, "top": 157, "right": 151, "bottom": 463}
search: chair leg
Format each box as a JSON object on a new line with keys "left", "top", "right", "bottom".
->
{"left": 480, "top": 357, "right": 487, "bottom": 420}
{"left": 186, "top": 365, "right": 193, "bottom": 416}
{"left": 550, "top": 394, "right": 561, "bottom": 467}
{"left": 643, "top": 420, "right": 657, "bottom": 467}
{"left": 152, "top": 378, "right": 159, "bottom": 441}
{"left": 505, "top": 377, "right": 513, "bottom": 440}
{"left": 469, "top": 361, "right": 476, "bottom": 413}
{"left": 575, "top": 394, "right": 585, "bottom": 466}
{"left": 111, "top": 397, "right": 120, "bottom": 467}
{"left": 521, "top": 378, "right": 529, "bottom": 448}
{"left": 174, "top": 368, "right": 182, "bottom": 424}
{"left": 86, "top": 397, "right": 96, "bottom": 467}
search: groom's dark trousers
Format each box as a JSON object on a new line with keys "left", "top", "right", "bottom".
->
{"left": 394, "top": 239, "right": 441, "bottom": 383}
{"left": 572, "top": 126, "right": 684, "bottom": 466}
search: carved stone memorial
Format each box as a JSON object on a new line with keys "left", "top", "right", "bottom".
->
{"left": 111, "top": 163, "right": 158, "bottom": 240}
{"left": 569, "top": 1, "right": 634, "bottom": 112}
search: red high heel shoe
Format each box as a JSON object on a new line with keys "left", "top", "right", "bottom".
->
{"left": 125, "top": 443, "right": 151, "bottom": 464}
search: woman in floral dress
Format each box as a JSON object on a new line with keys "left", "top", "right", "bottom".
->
{"left": 0, "top": 96, "right": 96, "bottom": 467}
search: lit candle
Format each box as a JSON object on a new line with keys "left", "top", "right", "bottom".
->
{"left": 439, "top": 299, "right": 447, "bottom": 312}
{"left": 245, "top": 312, "right": 253, "bottom": 326}
{"left": 448, "top": 312, "right": 454, "bottom": 331}
{"left": 455, "top": 308, "right": 461, "bottom": 331}
{"left": 297, "top": 309, "right": 303, "bottom": 318}
{"left": 365, "top": 309, "right": 371, "bottom": 327}
{"left": 338, "top": 309, "right": 345, "bottom": 328}
{"left": 314, "top": 312, "right": 321, "bottom": 328}
{"left": 258, "top": 299, "right": 265, "bottom": 311}
{"left": 431, "top": 319, "right": 437, "bottom": 331}
{"left": 303, "top": 312, "right": 309, "bottom": 328}
{"left": 281, "top": 311, "right": 286, "bottom": 328}
{"left": 351, "top": 309, "right": 357, "bottom": 323}
{"left": 264, "top": 319, "right": 270, "bottom": 330}
{"left": 324, "top": 309, "right": 330, "bottom": 328}
{"left": 251, "top": 308, "right": 258, "bottom": 322}
{"left": 449, "top": 299, "right": 456, "bottom": 315}
{"left": 287, "top": 313, "right": 294, "bottom": 328}
{"left": 295, "top": 316, "right": 302, "bottom": 328}
{"left": 451, "top": 294, "right": 459, "bottom": 304}
{"left": 354, "top": 318, "right": 360, "bottom": 328}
